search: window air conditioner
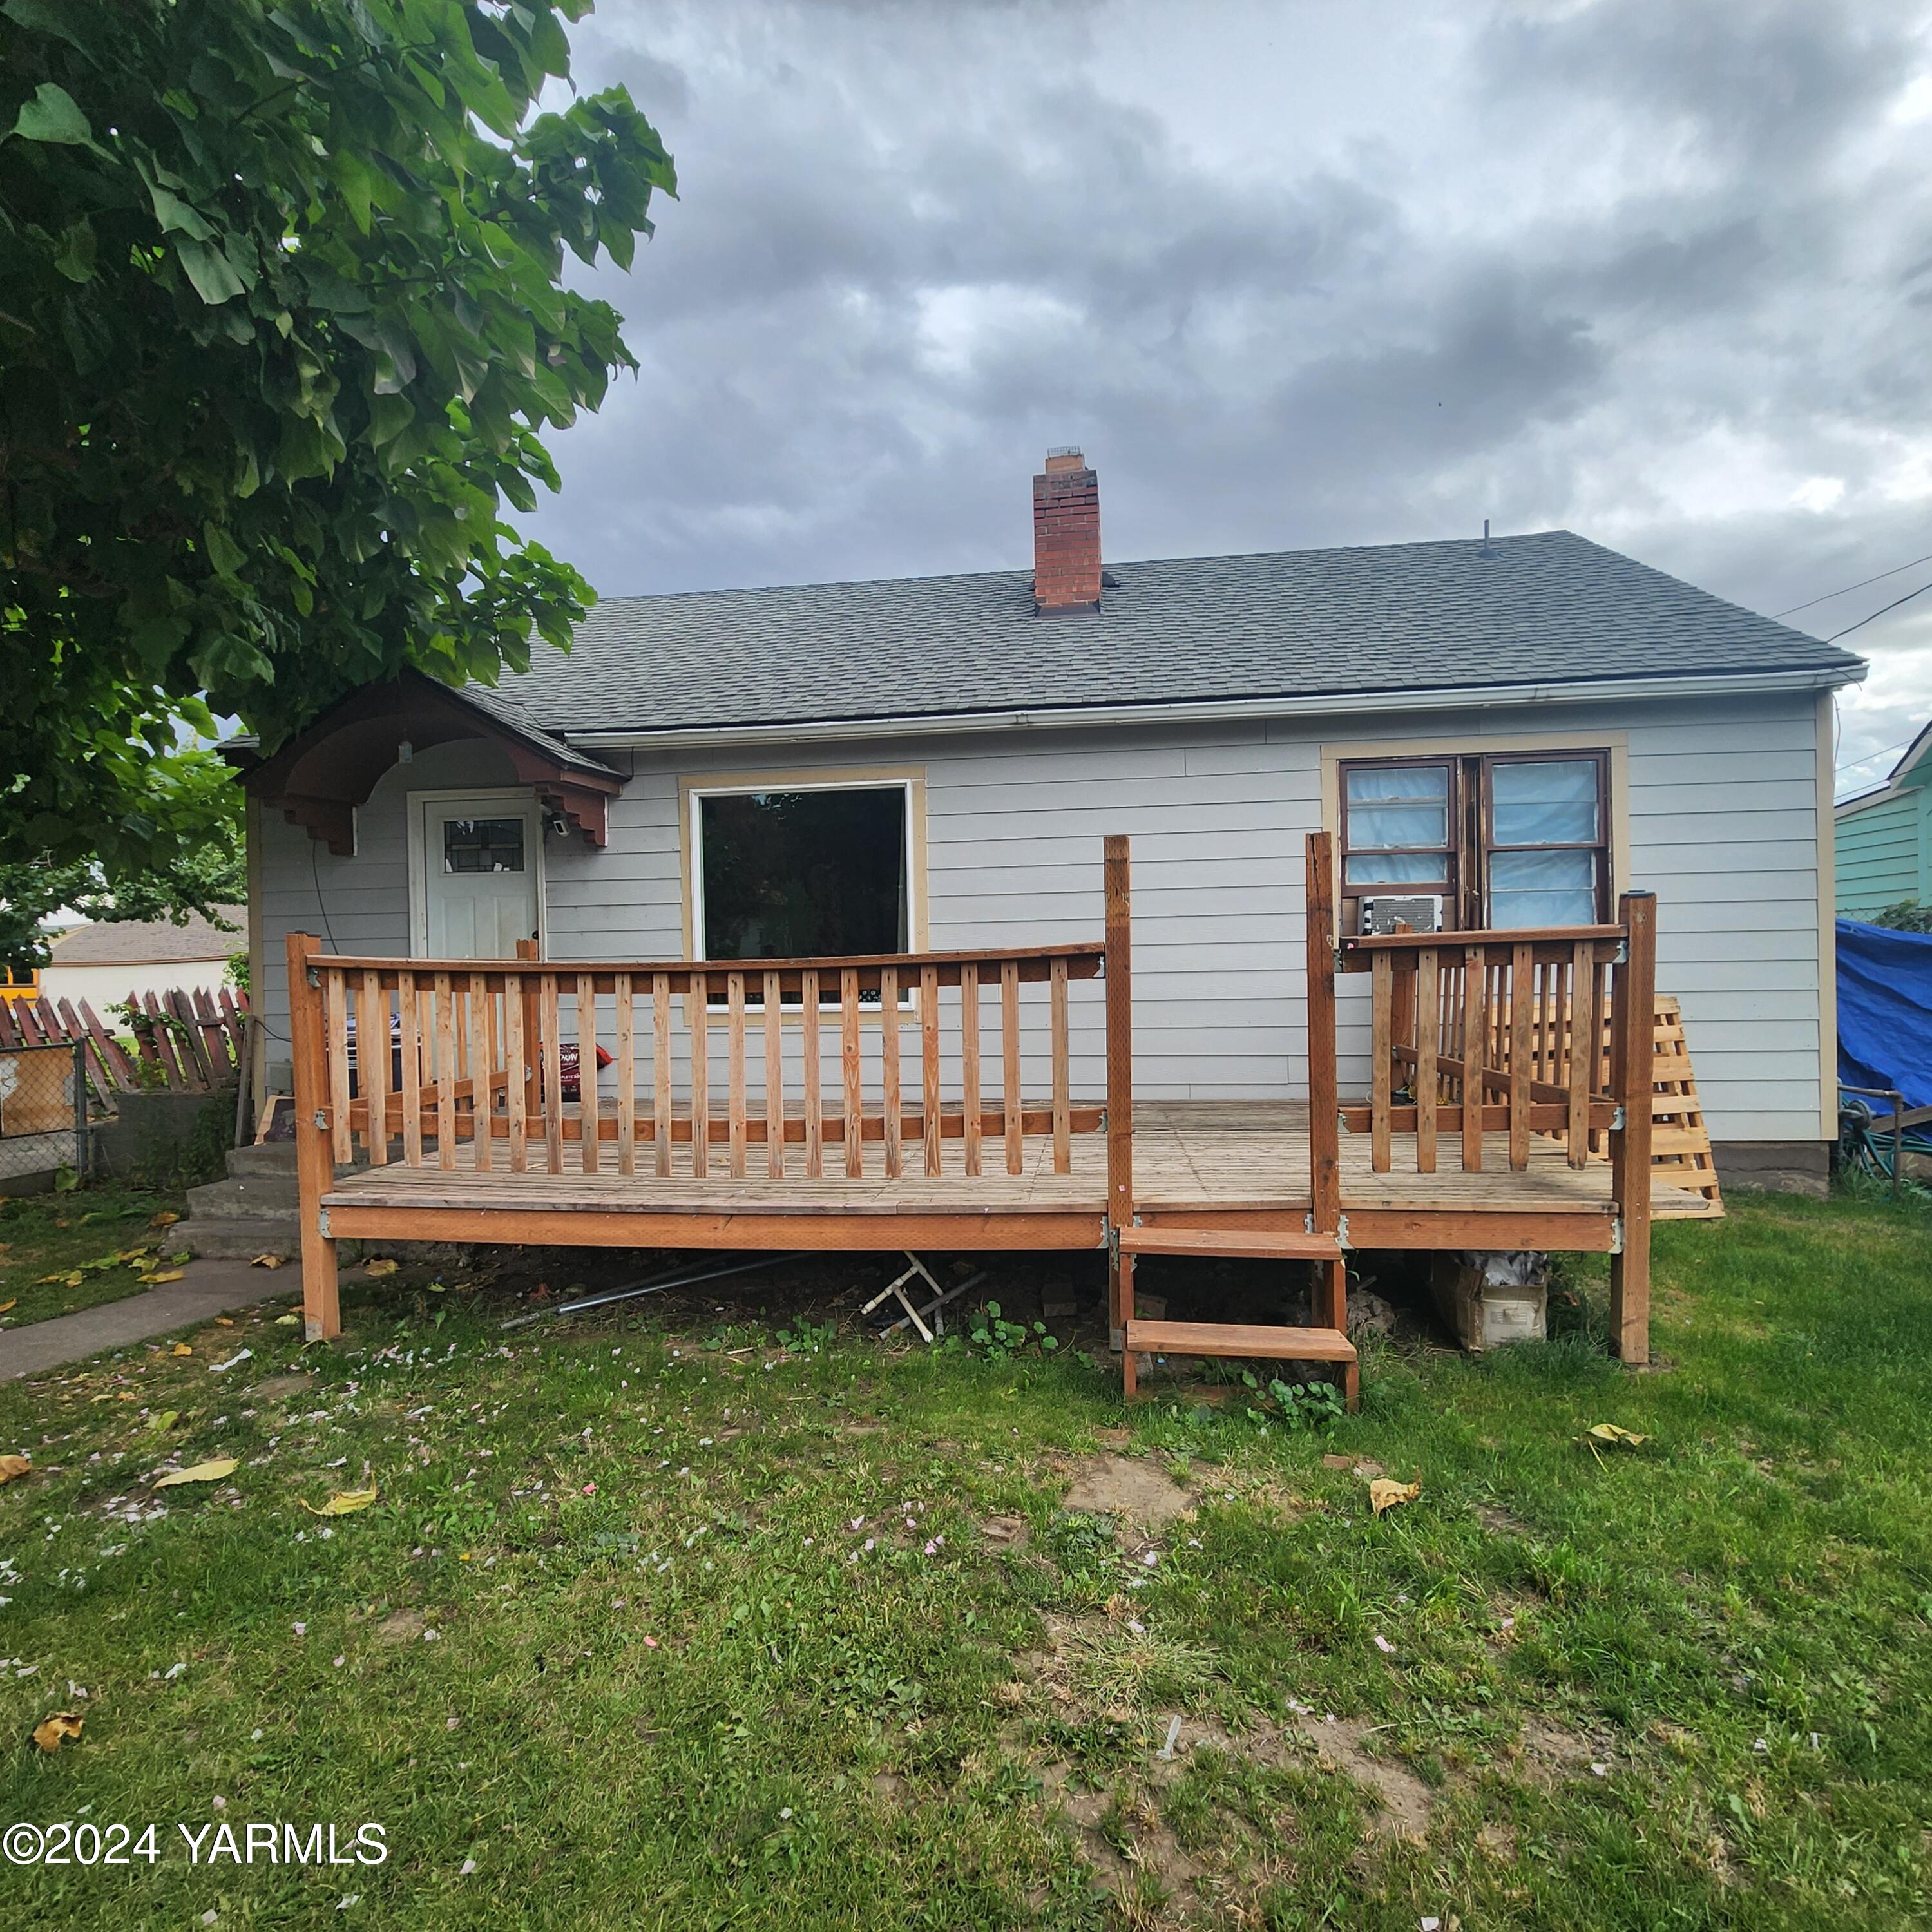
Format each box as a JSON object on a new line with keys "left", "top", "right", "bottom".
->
{"left": 1359, "top": 894, "right": 1444, "bottom": 936}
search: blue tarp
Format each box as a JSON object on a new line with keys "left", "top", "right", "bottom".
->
{"left": 1837, "top": 918, "right": 1932, "bottom": 1111}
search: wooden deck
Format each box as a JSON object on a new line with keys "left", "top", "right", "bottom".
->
{"left": 321, "top": 1100, "right": 1704, "bottom": 1253}
{"left": 289, "top": 830, "right": 1680, "bottom": 1377}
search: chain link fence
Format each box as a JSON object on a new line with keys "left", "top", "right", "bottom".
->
{"left": 0, "top": 1040, "right": 88, "bottom": 1186}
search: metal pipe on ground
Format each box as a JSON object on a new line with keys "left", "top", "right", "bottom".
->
{"left": 499, "top": 1250, "right": 808, "bottom": 1330}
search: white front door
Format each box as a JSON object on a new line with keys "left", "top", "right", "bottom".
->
{"left": 415, "top": 792, "right": 542, "bottom": 959}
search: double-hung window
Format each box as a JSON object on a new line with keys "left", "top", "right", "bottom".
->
{"left": 1339, "top": 750, "right": 1609, "bottom": 930}
{"left": 689, "top": 779, "right": 913, "bottom": 1003}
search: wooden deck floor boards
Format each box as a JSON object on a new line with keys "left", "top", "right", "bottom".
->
{"left": 322, "top": 1100, "right": 1705, "bottom": 1228}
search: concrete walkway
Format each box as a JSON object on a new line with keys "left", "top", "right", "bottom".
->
{"left": 0, "top": 1258, "right": 292, "bottom": 1379}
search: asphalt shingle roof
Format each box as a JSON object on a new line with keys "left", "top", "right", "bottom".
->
{"left": 483, "top": 528, "right": 1863, "bottom": 739}
{"left": 49, "top": 907, "right": 245, "bottom": 966}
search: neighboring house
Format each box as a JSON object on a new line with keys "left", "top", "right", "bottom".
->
{"left": 1835, "top": 720, "right": 1932, "bottom": 919}
{"left": 41, "top": 906, "right": 245, "bottom": 1015}
{"left": 235, "top": 452, "right": 1864, "bottom": 1194}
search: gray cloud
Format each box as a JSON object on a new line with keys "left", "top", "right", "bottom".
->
{"left": 522, "top": 0, "right": 1932, "bottom": 785}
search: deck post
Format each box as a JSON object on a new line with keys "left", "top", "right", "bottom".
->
{"left": 286, "top": 932, "right": 340, "bottom": 1342}
{"left": 1608, "top": 890, "right": 1657, "bottom": 1365}
{"left": 1104, "top": 835, "right": 1134, "bottom": 1352}
{"left": 1304, "top": 834, "right": 1353, "bottom": 1402}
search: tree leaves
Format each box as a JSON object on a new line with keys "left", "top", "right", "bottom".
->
{"left": 174, "top": 237, "right": 248, "bottom": 305}
{"left": 10, "top": 81, "right": 92, "bottom": 146}
{"left": 32, "top": 1711, "right": 84, "bottom": 1753}
{"left": 152, "top": 1457, "right": 238, "bottom": 1489}
{"left": 302, "top": 1487, "right": 378, "bottom": 1516}
{"left": 0, "top": 0, "right": 675, "bottom": 872}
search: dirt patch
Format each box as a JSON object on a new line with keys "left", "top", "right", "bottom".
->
{"left": 1308, "top": 1718, "right": 1437, "bottom": 1841}
{"left": 870, "top": 1770, "right": 910, "bottom": 1806}
{"left": 980, "top": 1514, "right": 1029, "bottom": 1549}
{"left": 1038, "top": 1761, "right": 1205, "bottom": 1918}
{"left": 254, "top": 1373, "right": 314, "bottom": 1399}
{"left": 1517, "top": 1716, "right": 1616, "bottom": 1785}
{"left": 1471, "top": 1500, "right": 1531, "bottom": 1537}
{"left": 1064, "top": 1453, "right": 1192, "bottom": 1529}
{"left": 1091, "top": 1426, "right": 1132, "bottom": 1448}
{"left": 375, "top": 1608, "right": 425, "bottom": 1643}
{"left": 1156, "top": 1714, "right": 1436, "bottom": 1842}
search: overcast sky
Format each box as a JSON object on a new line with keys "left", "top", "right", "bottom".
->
{"left": 522, "top": 0, "right": 1932, "bottom": 796}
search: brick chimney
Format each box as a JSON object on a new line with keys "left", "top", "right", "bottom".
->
{"left": 1032, "top": 447, "right": 1101, "bottom": 612}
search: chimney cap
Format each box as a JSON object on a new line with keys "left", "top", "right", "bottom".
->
{"left": 1042, "top": 446, "right": 1087, "bottom": 472}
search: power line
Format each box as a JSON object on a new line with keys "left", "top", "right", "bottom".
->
{"left": 1835, "top": 733, "right": 1915, "bottom": 773}
{"left": 1772, "top": 549, "right": 1932, "bottom": 618}
{"left": 1821, "top": 577, "right": 1932, "bottom": 645}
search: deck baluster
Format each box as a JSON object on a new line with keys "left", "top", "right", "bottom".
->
{"left": 921, "top": 964, "right": 942, "bottom": 1177}
{"left": 880, "top": 966, "right": 902, "bottom": 1178}
{"left": 801, "top": 968, "right": 823, "bottom": 1179}
{"left": 765, "top": 971, "right": 785, "bottom": 1178}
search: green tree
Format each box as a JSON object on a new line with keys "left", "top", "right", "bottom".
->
{"left": 0, "top": 747, "right": 245, "bottom": 977}
{"left": 0, "top": 0, "right": 674, "bottom": 885}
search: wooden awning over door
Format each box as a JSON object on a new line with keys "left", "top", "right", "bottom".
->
{"left": 235, "top": 673, "right": 622, "bottom": 855}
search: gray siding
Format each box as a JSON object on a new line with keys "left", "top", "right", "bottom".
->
{"left": 256, "top": 691, "right": 1828, "bottom": 1144}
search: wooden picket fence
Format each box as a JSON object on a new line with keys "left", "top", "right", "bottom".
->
{"left": 0, "top": 987, "right": 248, "bottom": 1109}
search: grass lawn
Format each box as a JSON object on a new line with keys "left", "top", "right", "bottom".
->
{"left": 0, "top": 1185, "right": 192, "bottom": 1330}
{"left": 0, "top": 1191, "right": 1926, "bottom": 1929}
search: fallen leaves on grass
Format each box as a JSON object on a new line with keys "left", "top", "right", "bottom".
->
{"left": 1582, "top": 1424, "right": 1650, "bottom": 1450}
{"left": 146, "top": 1410, "right": 178, "bottom": 1435}
{"left": 150, "top": 1211, "right": 180, "bottom": 1229}
{"left": 32, "top": 1712, "right": 83, "bottom": 1754}
{"left": 274, "top": 1312, "right": 300, "bottom": 1325}
{"left": 302, "top": 1487, "right": 378, "bottom": 1517}
{"left": 0, "top": 1298, "right": 15, "bottom": 1314}
{"left": 363, "top": 1258, "right": 399, "bottom": 1277}
{"left": 153, "top": 1458, "right": 238, "bottom": 1489}
{"left": 0, "top": 1454, "right": 33, "bottom": 1485}
{"left": 171, "top": 1343, "right": 193, "bottom": 1357}
{"left": 139, "top": 1270, "right": 186, "bottom": 1285}
{"left": 1368, "top": 1478, "right": 1421, "bottom": 1516}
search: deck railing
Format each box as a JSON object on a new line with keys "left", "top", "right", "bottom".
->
{"left": 287, "top": 933, "right": 1108, "bottom": 1185}
{"left": 1336, "top": 925, "right": 1631, "bottom": 1174}
{"left": 1303, "top": 829, "right": 1656, "bottom": 1363}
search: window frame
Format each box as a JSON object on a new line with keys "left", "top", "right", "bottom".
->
{"left": 685, "top": 771, "right": 923, "bottom": 1011}
{"left": 1478, "top": 749, "right": 1610, "bottom": 928}
{"left": 1337, "top": 754, "right": 1462, "bottom": 906}
{"left": 1337, "top": 747, "right": 1611, "bottom": 930}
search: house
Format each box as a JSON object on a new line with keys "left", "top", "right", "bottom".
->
{"left": 232, "top": 452, "right": 1865, "bottom": 1374}
{"left": 1835, "top": 720, "right": 1931, "bottom": 919}
{"left": 42, "top": 906, "right": 246, "bottom": 1015}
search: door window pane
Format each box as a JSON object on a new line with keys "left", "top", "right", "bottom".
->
{"left": 443, "top": 818, "right": 525, "bottom": 874}
{"left": 1489, "top": 848, "right": 1598, "bottom": 926}
{"left": 1490, "top": 760, "right": 1599, "bottom": 846}
{"left": 699, "top": 788, "right": 908, "bottom": 961}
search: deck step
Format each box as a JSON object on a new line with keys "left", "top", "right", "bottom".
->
{"left": 1125, "top": 1319, "right": 1357, "bottom": 1363}
{"left": 1118, "top": 1226, "right": 1342, "bottom": 1262}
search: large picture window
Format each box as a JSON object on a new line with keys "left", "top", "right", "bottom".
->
{"left": 693, "top": 783, "right": 911, "bottom": 965}
{"left": 1339, "top": 749, "right": 1609, "bottom": 930}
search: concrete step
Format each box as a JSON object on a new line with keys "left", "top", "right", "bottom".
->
{"left": 225, "top": 1142, "right": 298, "bottom": 1180}
{"left": 180, "top": 1218, "right": 299, "bottom": 1261}
{"left": 187, "top": 1173, "right": 300, "bottom": 1220}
